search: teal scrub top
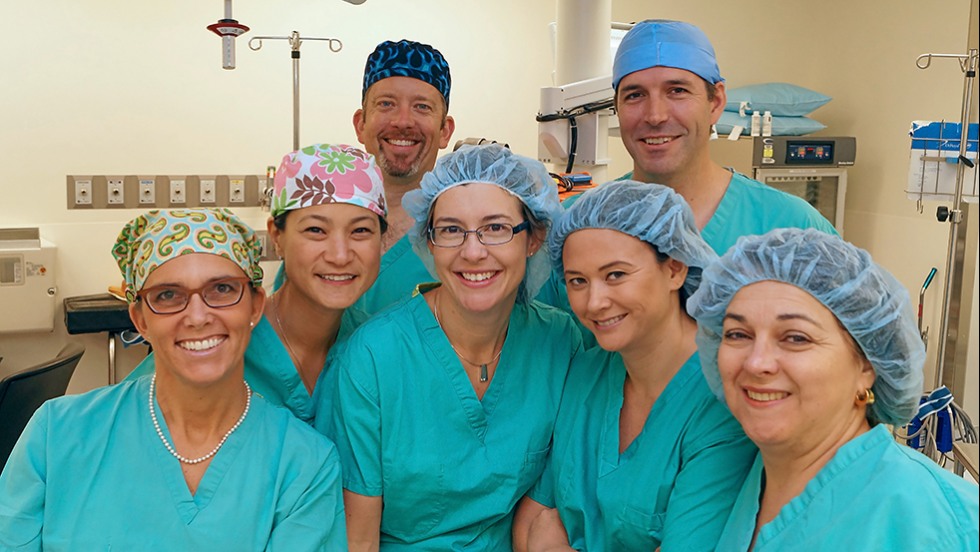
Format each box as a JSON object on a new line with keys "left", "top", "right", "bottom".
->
{"left": 353, "top": 234, "right": 433, "bottom": 315}
{"left": 718, "top": 424, "right": 980, "bottom": 551}
{"left": 535, "top": 172, "right": 838, "bottom": 331}
{"left": 124, "top": 310, "right": 365, "bottom": 424}
{"left": 317, "top": 288, "right": 583, "bottom": 551}
{"left": 528, "top": 349, "right": 756, "bottom": 551}
{"left": 0, "top": 376, "right": 347, "bottom": 551}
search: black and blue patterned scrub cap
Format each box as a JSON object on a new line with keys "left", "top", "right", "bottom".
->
{"left": 362, "top": 39, "right": 451, "bottom": 107}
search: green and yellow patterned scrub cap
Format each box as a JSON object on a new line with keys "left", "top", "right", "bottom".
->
{"left": 112, "top": 208, "right": 263, "bottom": 302}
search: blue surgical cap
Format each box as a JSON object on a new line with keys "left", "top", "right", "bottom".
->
{"left": 687, "top": 228, "right": 925, "bottom": 427}
{"left": 403, "top": 143, "right": 561, "bottom": 303}
{"left": 362, "top": 39, "right": 451, "bottom": 107}
{"left": 613, "top": 19, "right": 723, "bottom": 90}
{"left": 548, "top": 180, "right": 717, "bottom": 299}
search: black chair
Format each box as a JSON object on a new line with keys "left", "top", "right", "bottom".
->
{"left": 0, "top": 343, "right": 85, "bottom": 470}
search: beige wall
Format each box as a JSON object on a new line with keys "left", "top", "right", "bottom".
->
{"left": 1, "top": 1, "right": 977, "bottom": 423}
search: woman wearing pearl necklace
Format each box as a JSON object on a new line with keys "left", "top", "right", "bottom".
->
{"left": 0, "top": 209, "right": 346, "bottom": 550}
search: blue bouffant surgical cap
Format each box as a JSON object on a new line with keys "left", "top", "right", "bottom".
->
{"left": 613, "top": 19, "right": 723, "bottom": 90}
{"left": 403, "top": 143, "right": 561, "bottom": 303}
{"left": 362, "top": 39, "right": 451, "bottom": 107}
{"left": 687, "top": 228, "right": 925, "bottom": 427}
{"left": 548, "top": 180, "right": 717, "bottom": 299}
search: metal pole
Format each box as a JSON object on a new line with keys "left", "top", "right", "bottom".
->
{"left": 933, "top": 48, "right": 978, "bottom": 388}
{"left": 289, "top": 31, "right": 302, "bottom": 151}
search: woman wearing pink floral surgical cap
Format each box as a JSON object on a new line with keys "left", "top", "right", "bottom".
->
{"left": 126, "top": 144, "right": 386, "bottom": 424}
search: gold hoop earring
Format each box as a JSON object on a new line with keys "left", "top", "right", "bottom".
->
{"left": 856, "top": 387, "right": 875, "bottom": 406}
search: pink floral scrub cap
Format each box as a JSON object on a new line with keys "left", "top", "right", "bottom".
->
{"left": 112, "top": 208, "right": 263, "bottom": 303}
{"left": 270, "top": 143, "right": 387, "bottom": 220}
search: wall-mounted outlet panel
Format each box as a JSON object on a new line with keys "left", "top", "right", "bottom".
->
{"left": 67, "top": 174, "right": 268, "bottom": 209}
{"left": 107, "top": 177, "right": 125, "bottom": 205}
{"left": 73, "top": 177, "right": 92, "bottom": 206}
{"left": 139, "top": 177, "right": 156, "bottom": 205}
{"left": 200, "top": 178, "right": 216, "bottom": 204}
{"left": 169, "top": 178, "right": 186, "bottom": 205}
{"left": 229, "top": 177, "right": 246, "bottom": 204}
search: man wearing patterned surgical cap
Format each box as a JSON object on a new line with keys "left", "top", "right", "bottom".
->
{"left": 352, "top": 39, "right": 457, "bottom": 315}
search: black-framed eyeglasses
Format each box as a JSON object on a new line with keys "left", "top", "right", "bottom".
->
{"left": 428, "top": 220, "right": 530, "bottom": 248}
{"left": 136, "top": 277, "right": 252, "bottom": 315}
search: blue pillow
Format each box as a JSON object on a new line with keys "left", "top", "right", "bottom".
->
{"left": 715, "top": 111, "right": 826, "bottom": 136}
{"left": 725, "top": 82, "right": 831, "bottom": 117}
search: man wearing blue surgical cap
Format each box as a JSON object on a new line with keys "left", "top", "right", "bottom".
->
{"left": 352, "top": 39, "right": 457, "bottom": 314}
{"left": 538, "top": 21, "right": 836, "bottom": 330}
{"left": 612, "top": 20, "right": 834, "bottom": 253}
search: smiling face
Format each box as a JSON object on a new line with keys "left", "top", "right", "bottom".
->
{"left": 270, "top": 203, "right": 383, "bottom": 311}
{"left": 354, "top": 76, "right": 455, "bottom": 183}
{"left": 562, "top": 229, "right": 687, "bottom": 355}
{"left": 718, "top": 281, "right": 875, "bottom": 455}
{"left": 427, "top": 183, "right": 542, "bottom": 314}
{"left": 129, "top": 253, "right": 265, "bottom": 387}
{"left": 615, "top": 66, "right": 725, "bottom": 186}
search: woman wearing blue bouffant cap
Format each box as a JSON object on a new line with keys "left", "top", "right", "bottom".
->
{"left": 689, "top": 228, "right": 978, "bottom": 550}
{"left": 317, "top": 143, "right": 582, "bottom": 551}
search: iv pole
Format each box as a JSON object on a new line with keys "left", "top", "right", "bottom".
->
{"left": 248, "top": 32, "right": 343, "bottom": 151}
{"left": 914, "top": 49, "right": 979, "bottom": 390}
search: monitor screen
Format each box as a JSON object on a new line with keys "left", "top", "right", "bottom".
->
{"left": 786, "top": 141, "right": 835, "bottom": 164}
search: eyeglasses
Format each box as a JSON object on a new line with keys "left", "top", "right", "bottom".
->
{"left": 136, "top": 277, "right": 252, "bottom": 315}
{"left": 428, "top": 220, "right": 530, "bottom": 248}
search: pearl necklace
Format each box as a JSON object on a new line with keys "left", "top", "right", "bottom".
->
{"left": 433, "top": 299, "right": 503, "bottom": 383}
{"left": 149, "top": 374, "right": 251, "bottom": 465}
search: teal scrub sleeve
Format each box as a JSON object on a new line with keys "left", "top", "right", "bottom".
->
{"left": 265, "top": 444, "right": 348, "bottom": 550}
{"left": 527, "top": 450, "right": 558, "bottom": 508}
{"left": 0, "top": 405, "right": 49, "bottom": 551}
{"left": 320, "top": 347, "right": 384, "bottom": 496}
{"left": 660, "top": 414, "right": 757, "bottom": 550}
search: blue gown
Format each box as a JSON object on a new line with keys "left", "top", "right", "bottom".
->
{"left": 353, "top": 235, "right": 432, "bottom": 315}
{"left": 317, "top": 287, "right": 583, "bottom": 550}
{"left": 0, "top": 376, "right": 347, "bottom": 551}
{"left": 528, "top": 349, "right": 756, "bottom": 551}
{"left": 718, "top": 424, "right": 979, "bottom": 551}
{"left": 124, "top": 311, "right": 365, "bottom": 424}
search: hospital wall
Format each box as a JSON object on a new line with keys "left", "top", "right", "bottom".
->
{"left": 1, "top": 0, "right": 977, "bottom": 425}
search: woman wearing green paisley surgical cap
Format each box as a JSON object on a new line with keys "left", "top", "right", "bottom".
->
{"left": 0, "top": 208, "right": 347, "bottom": 550}
{"left": 127, "top": 143, "right": 387, "bottom": 424}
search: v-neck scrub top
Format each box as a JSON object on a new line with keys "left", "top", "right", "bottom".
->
{"left": 0, "top": 376, "right": 347, "bottom": 551}
{"left": 528, "top": 349, "right": 757, "bottom": 551}
{"left": 352, "top": 234, "right": 433, "bottom": 316}
{"left": 125, "top": 311, "right": 365, "bottom": 424}
{"left": 317, "top": 290, "right": 582, "bottom": 550}
{"left": 717, "top": 424, "right": 979, "bottom": 551}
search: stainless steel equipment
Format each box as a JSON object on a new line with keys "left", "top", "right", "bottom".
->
{"left": 751, "top": 136, "right": 857, "bottom": 234}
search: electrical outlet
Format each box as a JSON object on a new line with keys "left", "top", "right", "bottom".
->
{"left": 200, "top": 178, "right": 216, "bottom": 204}
{"left": 74, "top": 178, "right": 92, "bottom": 205}
{"left": 107, "top": 178, "right": 125, "bottom": 205}
{"left": 170, "top": 178, "right": 186, "bottom": 204}
{"left": 139, "top": 178, "right": 156, "bottom": 205}
{"left": 229, "top": 178, "right": 246, "bottom": 204}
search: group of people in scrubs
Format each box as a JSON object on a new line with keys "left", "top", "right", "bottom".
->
{"left": 1, "top": 16, "right": 977, "bottom": 552}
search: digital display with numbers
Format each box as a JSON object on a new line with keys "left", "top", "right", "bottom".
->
{"left": 786, "top": 142, "right": 835, "bottom": 164}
